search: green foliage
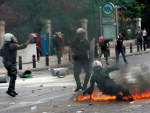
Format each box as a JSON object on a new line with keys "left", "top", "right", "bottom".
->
{"left": 0, "top": 0, "right": 149, "bottom": 43}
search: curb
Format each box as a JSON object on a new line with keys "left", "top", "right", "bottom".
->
{"left": 0, "top": 50, "right": 150, "bottom": 75}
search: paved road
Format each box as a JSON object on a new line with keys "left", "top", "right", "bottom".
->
{"left": 1, "top": 52, "right": 150, "bottom": 113}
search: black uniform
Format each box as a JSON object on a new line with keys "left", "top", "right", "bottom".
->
{"left": 1, "top": 43, "right": 27, "bottom": 97}
{"left": 70, "top": 37, "right": 91, "bottom": 91}
{"left": 98, "top": 39, "right": 110, "bottom": 65}
{"left": 52, "top": 35, "right": 63, "bottom": 64}
{"left": 115, "top": 37, "right": 128, "bottom": 64}
{"left": 83, "top": 66, "right": 133, "bottom": 101}
{"left": 135, "top": 29, "right": 143, "bottom": 50}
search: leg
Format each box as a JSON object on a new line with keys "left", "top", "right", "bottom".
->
{"left": 115, "top": 84, "right": 133, "bottom": 101}
{"left": 143, "top": 37, "right": 147, "bottom": 51}
{"left": 102, "top": 77, "right": 119, "bottom": 95}
{"left": 74, "top": 61, "right": 82, "bottom": 91}
{"left": 139, "top": 38, "right": 143, "bottom": 50}
{"left": 6, "top": 65, "right": 18, "bottom": 97}
{"left": 104, "top": 51, "right": 109, "bottom": 65}
{"left": 143, "top": 42, "right": 146, "bottom": 51}
{"left": 82, "top": 61, "right": 91, "bottom": 90}
{"left": 121, "top": 49, "right": 128, "bottom": 64}
{"left": 57, "top": 50, "right": 62, "bottom": 64}
{"left": 116, "top": 50, "right": 120, "bottom": 64}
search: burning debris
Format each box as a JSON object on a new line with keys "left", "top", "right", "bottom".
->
{"left": 74, "top": 88, "right": 150, "bottom": 102}
{"left": 74, "top": 61, "right": 150, "bottom": 102}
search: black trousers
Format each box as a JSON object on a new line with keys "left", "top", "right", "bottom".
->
{"left": 74, "top": 60, "right": 91, "bottom": 88}
{"left": 5, "top": 64, "right": 17, "bottom": 90}
{"left": 137, "top": 38, "right": 143, "bottom": 50}
{"left": 101, "top": 77, "right": 130, "bottom": 96}
{"left": 116, "top": 49, "right": 127, "bottom": 64}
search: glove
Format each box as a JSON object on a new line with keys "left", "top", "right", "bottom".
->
{"left": 83, "top": 88, "right": 93, "bottom": 95}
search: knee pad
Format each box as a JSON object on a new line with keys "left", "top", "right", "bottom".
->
{"left": 10, "top": 69, "right": 17, "bottom": 76}
{"left": 10, "top": 76, "right": 17, "bottom": 80}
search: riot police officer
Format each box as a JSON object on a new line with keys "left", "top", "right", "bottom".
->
{"left": 70, "top": 28, "right": 91, "bottom": 92}
{"left": 1, "top": 33, "right": 33, "bottom": 97}
{"left": 83, "top": 60, "right": 133, "bottom": 101}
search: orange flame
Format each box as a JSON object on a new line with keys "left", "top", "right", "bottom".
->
{"left": 74, "top": 89, "right": 150, "bottom": 102}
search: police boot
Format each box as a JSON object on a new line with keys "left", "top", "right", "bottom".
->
{"left": 8, "top": 78, "right": 18, "bottom": 95}
{"left": 74, "top": 82, "right": 82, "bottom": 92}
{"left": 122, "top": 90, "right": 134, "bottom": 101}
{"left": 6, "top": 90, "right": 16, "bottom": 97}
{"left": 82, "top": 84, "right": 87, "bottom": 90}
{"left": 8, "top": 88, "right": 18, "bottom": 95}
{"left": 74, "top": 87, "right": 82, "bottom": 92}
{"left": 82, "top": 74, "right": 91, "bottom": 90}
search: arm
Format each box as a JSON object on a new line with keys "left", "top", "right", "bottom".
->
{"left": 69, "top": 47, "right": 74, "bottom": 64}
{"left": 97, "top": 43, "right": 102, "bottom": 61}
{"left": 106, "top": 42, "right": 110, "bottom": 51}
{"left": 105, "top": 66, "right": 119, "bottom": 73}
{"left": 13, "top": 34, "right": 33, "bottom": 50}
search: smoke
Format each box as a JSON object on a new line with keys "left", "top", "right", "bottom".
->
{"left": 115, "top": 64, "right": 150, "bottom": 93}
{"left": 133, "top": 65, "right": 150, "bottom": 92}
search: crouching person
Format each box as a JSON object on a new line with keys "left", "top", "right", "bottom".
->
{"left": 83, "top": 60, "right": 133, "bottom": 101}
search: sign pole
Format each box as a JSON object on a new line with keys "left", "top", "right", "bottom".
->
{"left": 99, "top": 7, "right": 102, "bottom": 36}
{"left": 115, "top": 6, "right": 119, "bottom": 39}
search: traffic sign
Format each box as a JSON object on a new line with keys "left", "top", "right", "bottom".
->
{"left": 102, "top": 2, "right": 115, "bottom": 16}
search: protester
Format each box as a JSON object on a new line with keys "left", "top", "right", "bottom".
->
{"left": 1, "top": 33, "right": 33, "bottom": 97}
{"left": 142, "top": 28, "right": 147, "bottom": 51}
{"left": 135, "top": 26, "right": 143, "bottom": 51}
{"left": 69, "top": 28, "right": 91, "bottom": 92}
{"left": 97, "top": 36, "right": 110, "bottom": 65}
{"left": 115, "top": 33, "right": 128, "bottom": 64}
{"left": 83, "top": 60, "right": 133, "bottom": 101}
{"left": 53, "top": 32, "right": 63, "bottom": 64}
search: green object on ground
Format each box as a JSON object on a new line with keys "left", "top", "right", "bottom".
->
{"left": 24, "top": 74, "right": 32, "bottom": 78}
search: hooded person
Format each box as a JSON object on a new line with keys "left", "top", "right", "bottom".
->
{"left": 0, "top": 33, "right": 33, "bottom": 97}
{"left": 83, "top": 60, "right": 133, "bottom": 101}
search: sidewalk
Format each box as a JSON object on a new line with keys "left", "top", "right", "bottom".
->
{"left": 0, "top": 45, "right": 150, "bottom": 74}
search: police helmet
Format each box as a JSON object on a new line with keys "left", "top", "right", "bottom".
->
{"left": 76, "top": 28, "right": 85, "bottom": 33}
{"left": 31, "top": 33, "right": 37, "bottom": 38}
{"left": 92, "top": 60, "right": 102, "bottom": 68}
{"left": 4, "top": 33, "right": 18, "bottom": 44}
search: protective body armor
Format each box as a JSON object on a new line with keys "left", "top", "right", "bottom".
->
{"left": 1, "top": 43, "right": 27, "bottom": 67}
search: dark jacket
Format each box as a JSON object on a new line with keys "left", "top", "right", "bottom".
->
{"left": 116, "top": 38, "right": 124, "bottom": 50}
{"left": 70, "top": 38, "right": 90, "bottom": 61}
{"left": 85, "top": 66, "right": 119, "bottom": 93}
{"left": 53, "top": 35, "right": 63, "bottom": 48}
{"left": 99, "top": 39, "right": 109, "bottom": 51}
{"left": 1, "top": 43, "right": 27, "bottom": 67}
{"left": 135, "top": 30, "right": 143, "bottom": 39}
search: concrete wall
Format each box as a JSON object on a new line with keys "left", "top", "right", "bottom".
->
{"left": 17, "top": 44, "right": 36, "bottom": 63}
{"left": 109, "top": 39, "right": 136, "bottom": 48}
{"left": 0, "top": 44, "right": 36, "bottom": 67}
